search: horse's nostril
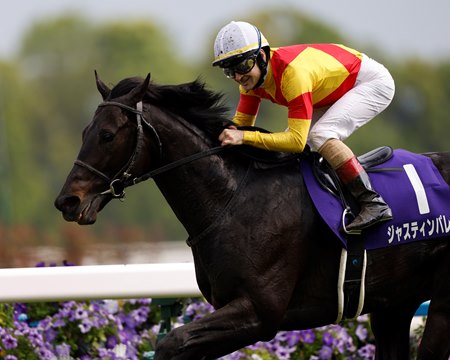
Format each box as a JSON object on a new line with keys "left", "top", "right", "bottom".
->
{"left": 55, "top": 195, "right": 81, "bottom": 213}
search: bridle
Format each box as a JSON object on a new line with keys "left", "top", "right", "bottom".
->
{"left": 74, "top": 100, "right": 225, "bottom": 199}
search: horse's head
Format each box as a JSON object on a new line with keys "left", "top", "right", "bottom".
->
{"left": 54, "top": 72, "right": 154, "bottom": 224}
{"left": 56, "top": 72, "right": 233, "bottom": 227}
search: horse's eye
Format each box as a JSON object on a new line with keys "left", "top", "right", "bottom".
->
{"left": 100, "top": 130, "right": 114, "bottom": 142}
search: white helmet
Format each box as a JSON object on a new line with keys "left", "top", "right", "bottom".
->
{"left": 212, "top": 21, "right": 269, "bottom": 67}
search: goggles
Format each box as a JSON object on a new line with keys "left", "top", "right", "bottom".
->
{"left": 220, "top": 25, "right": 262, "bottom": 79}
{"left": 223, "top": 54, "right": 258, "bottom": 79}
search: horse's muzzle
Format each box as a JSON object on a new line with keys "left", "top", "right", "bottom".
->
{"left": 54, "top": 194, "right": 81, "bottom": 220}
{"left": 54, "top": 193, "right": 106, "bottom": 225}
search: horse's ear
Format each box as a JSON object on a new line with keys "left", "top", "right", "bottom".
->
{"left": 128, "top": 73, "right": 151, "bottom": 103}
{"left": 95, "top": 70, "right": 111, "bottom": 100}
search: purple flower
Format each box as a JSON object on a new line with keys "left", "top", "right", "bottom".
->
{"left": 98, "top": 348, "right": 114, "bottom": 357}
{"left": 274, "top": 344, "right": 296, "bottom": 359}
{"left": 283, "top": 330, "right": 302, "bottom": 347}
{"left": 264, "top": 339, "right": 280, "bottom": 353}
{"left": 106, "top": 335, "right": 118, "bottom": 349}
{"left": 56, "top": 343, "right": 71, "bottom": 357}
{"left": 96, "top": 315, "right": 111, "bottom": 328}
{"left": 37, "top": 346, "right": 56, "bottom": 360}
{"left": 356, "top": 324, "right": 368, "bottom": 341}
{"left": 357, "top": 314, "right": 369, "bottom": 323}
{"left": 299, "top": 329, "right": 315, "bottom": 344}
{"left": 43, "top": 327, "right": 58, "bottom": 343}
{"left": 5, "top": 356, "right": 18, "bottom": 360}
{"left": 322, "top": 331, "right": 334, "bottom": 346}
{"left": 183, "top": 300, "right": 214, "bottom": 321}
{"left": 358, "top": 344, "right": 376, "bottom": 359}
{"left": 59, "top": 301, "right": 77, "bottom": 320}
{"left": 0, "top": 296, "right": 380, "bottom": 359}
{"left": 2, "top": 333, "right": 18, "bottom": 349}
{"left": 13, "top": 303, "right": 27, "bottom": 316}
{"left": 332, "top": 327, "right": 354, "bottom": 353}
{"left": 132, "top": 306, "right": 149, "bottom": 324}
{"left": 74, "top": 306, "right": 88, "bottom": 320}
{"left": 101, "top": 300, "right": 120, "bottom": 314}
{"left": 118, "top": 327, "right": 136, "bottom": 344}
{"left": 79, "top": 317, "right": 94, "bottom": 333}
{"left": 318, "top": 345, "right": 333, "bottom": 359}
{"left": 27, "top": 328, "right": 44, "bottom": 348}
{"left": 52, "top": 317, "right": 66, "bottom": 327}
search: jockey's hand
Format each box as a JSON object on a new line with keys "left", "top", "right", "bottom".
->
{"left": 219, "top": 126, "right": 244, "bottom": 146}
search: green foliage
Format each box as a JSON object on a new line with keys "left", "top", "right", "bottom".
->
{"left": 252, "top": 8, "right": 348, "bottom": 45}
{"left": 0, "top": 9, "right": 449, "bottom": 250}
{"left": 0, "top": 304, "right": 14, "bottom": 328}
{"left": 25, "top": 302, "right": 59, "bottom": 323}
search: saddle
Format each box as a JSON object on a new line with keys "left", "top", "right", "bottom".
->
{"left": 236, "top": 131, "right": 394, "bottom": 209}
{"left": 312, "top": 146, "right": 393, "bottom": 200}
{"left": 235, "top": 125, "right": 393, "bottom": 181}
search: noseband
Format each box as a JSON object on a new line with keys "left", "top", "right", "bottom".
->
{"left": 74, "top": 100, "right": 224, "bottom": 199}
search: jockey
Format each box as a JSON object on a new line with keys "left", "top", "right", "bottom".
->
{"left": 212, "top": 20, "right": 395, "bottom": 232}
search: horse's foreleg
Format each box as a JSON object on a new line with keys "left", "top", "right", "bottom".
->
{"left": 370, "top": 306, "right": 417, "bottom": 360}
{"left": 154, "top": 297, "right": 279, "bottom": 360}
{"left": 418, "top": 307, "right": 450, "bottom": 360}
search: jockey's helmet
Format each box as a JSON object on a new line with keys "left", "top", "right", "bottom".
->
{"left": 212, "top": 21, "right": 269, "bottom": 69}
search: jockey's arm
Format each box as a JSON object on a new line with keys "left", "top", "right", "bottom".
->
{"left": 241, "top": 118, "right": 311, "bottom": 153}
{"left": 227, "top": 84, "right": 313, "bottom": 153}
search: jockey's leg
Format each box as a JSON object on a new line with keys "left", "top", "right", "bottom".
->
{"left": 307, "top": 55, "right": 395, "bottom": 232}
{"left": 319, "top": 138, "right": 392, "bottom": 232}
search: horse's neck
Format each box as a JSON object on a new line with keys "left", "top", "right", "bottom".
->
{"left": 155, "top": 154, "right": 243, "bottom": 237}
{"left": 152, "top": 117, "right": 244, "bottom": 237}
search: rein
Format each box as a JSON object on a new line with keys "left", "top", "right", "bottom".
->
{"left": 74, "top": 100, "right": 226, "bottom": 199}
{"left": 131, "top": 146, "right": 225, "bottom": 184}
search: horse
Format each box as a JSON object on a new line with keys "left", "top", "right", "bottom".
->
{"left": 54, "top": 73, "right": 450, "bottom": 360}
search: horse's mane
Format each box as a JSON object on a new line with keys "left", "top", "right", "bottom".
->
{"left": 109, "top": 77, "right": 233, "bottom": 138}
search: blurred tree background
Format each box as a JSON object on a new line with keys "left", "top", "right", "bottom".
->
{"left": 0, "top": 9, "right": 449, "bottom": 267}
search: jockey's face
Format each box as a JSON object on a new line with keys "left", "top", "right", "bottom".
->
{"left": 233, "top": 60, "right": 262, "bottom": 91}
{"left": 234, "top": 50, "right": 266, "bottom": 91}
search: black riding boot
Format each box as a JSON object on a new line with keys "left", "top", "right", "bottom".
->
{"left": 345, "top": 170, "right": 393, "bottom": 232}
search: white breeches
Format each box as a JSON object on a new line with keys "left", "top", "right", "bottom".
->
{"left": 307, "top": 54, "right": 395, "bottom": 151}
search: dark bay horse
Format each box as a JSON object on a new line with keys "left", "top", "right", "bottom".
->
{"left": 54, "top": 74, "right": 450, "bottom": 360}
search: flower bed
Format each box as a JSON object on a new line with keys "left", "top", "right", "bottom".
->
{"left": 0, "top": 296, "right": 429, "bottom": 360}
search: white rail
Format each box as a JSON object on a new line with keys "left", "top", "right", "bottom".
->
{"left": 0, "top": 263, "right": 429, "bottom": 318}
{"left": 0, "top": 263, "right": 201, "bottom": 303}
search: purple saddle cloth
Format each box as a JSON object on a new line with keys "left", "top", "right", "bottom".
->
{"left": 301, "top": 149, "right": 450, "bottom": 250}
